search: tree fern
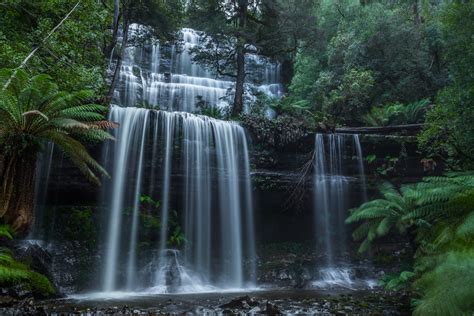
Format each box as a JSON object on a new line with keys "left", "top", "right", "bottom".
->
{"left": 346, "top": 182, "right": 415, "bottom": 253}
{"left": 413, "top": 250, "right": 474, "bottom": 316}
{"left": 0, "top": 69, "right": 113, "bottom": 178}
{"left": 348, "top": 173, "right": 474, "bottom": 314}
{"left": 0, "top": 68, "right": 115, "bottom": 230}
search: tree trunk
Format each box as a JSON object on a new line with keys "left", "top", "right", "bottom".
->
{"left": 106, "top": 14, "right": 130, "bottom": 104}
{"left": 104, "top": 0, "right": 121, "bottom": 57}
{"left": 231, "top": 0, "right": 248, "bottom": 117}
{"left": 413, "top": 0, "right": 421, "bottom": 25}
{"left": 232, "top": 46, "right": 246, "bottom": 116}
{"left": 0, "top": 153, "right": 37, "bottom": 233}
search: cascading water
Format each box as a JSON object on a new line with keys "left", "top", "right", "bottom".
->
{"left": 100, "top": 106, "right": 256, "bottom": 293}
{"left": 312, "top": 133, "right": 366, "bottom": 288}
{"left": 98, "top": 25, "right": 280, "bottom": 293}
{"left": 29, "top": 142, "right": 55, "bottom": 240}
{"left": 113, "top": 26, "right": 282, "bottom": 112}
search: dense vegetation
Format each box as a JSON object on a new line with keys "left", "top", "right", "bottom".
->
{"left": 0, "top": 0, "right": 473, "bottom": 314}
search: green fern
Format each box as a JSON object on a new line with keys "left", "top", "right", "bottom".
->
{"left": 413, "top": 250, "right": 474, "bottom": 316}
{"left": 346, "top": 182, "right": 416, "bottom": 253}
{"left": 0, "top": 68, "right": 114, "bottom": 185}
{"left": 348, "top": 173, "right": 474, "bottom": 314}
{"left": 380, "top": 270, "right": 415, "bottom": 291}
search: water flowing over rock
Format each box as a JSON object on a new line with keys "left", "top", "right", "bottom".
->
{"left": 312, "top": 133, "right": 367, "bottom": 286}
{"left": 96, "top": 25, "right": 281, "bottom": 293}
{"left": 112, "top": 26, "right": 283, "bottom": 112}
{"left": 101, "top": 105, "right": 256, "bottom": 292}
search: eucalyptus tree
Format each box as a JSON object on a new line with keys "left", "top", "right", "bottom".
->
{"left": 187, "top": 0, "right": 315, "bottom": 115}
{"left": 0, "top": 69, "right": 114, "bottom": 232}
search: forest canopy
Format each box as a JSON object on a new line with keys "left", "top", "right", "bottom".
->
{"left": 0, "top": 0, "right": 473, "bottom": 315}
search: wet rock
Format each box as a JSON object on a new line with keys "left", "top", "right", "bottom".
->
{"left": 220, "top": 295, "right": 257, "bottom": 310}
{"left": 261, "top": 302, "right": 281, "bottom": 315}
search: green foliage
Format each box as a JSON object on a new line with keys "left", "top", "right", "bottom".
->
{"left": 140, "top": 195, "right": 160, "bottom": 209}
{"left": 168, "top": 226, "right": 185, "bottom": 248}
{"left": 348, "top": 173, "right": 474, "bottom": 315}
{"left": 195, "top": 96, "right": 226, "bottom": 119}
{"left": 138, "top": 196, "right": 186, "bottom": 248}
{"left": 418, "top": 2, "right": 474, "bottom": 170}
{"left": 380, "top": 271, "right": 415, "bottom": 291}
{"left": 0, "top": 0, "right": 111, "bottom": 93}
{"left": 289, "top": 0, "right": 445, "bottom": 125}
{"left": 346, "top": 182, "right": 416, "bottom": 253}
{"left": 322, "top": 68, "right": 375, "bottom": 124}
{"left": 0, "top": 224, "right": 54, "bottom": 296}
{"left": 413, "top": 250, "right": 474, "bottom": 316}
{"left": 127, "top": 0, "right": 184, "bottom": 42}
{"left": 364, "top": 99, "right": 430, "bottom": 127}
{"left": 0, "top": 69, "right": 112, "bottom": 185}
{"left": 63, "top": 209, "right": 96, "bottom": 247}
{"left": 365, "top": 154, "right": 376, "bottom": 164}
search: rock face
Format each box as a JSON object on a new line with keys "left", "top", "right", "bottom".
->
{"left": 31, "top": 130, "right": 427, "bottom": 293}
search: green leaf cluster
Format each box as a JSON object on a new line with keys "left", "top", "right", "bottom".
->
{"left": 0, "top": 224, "right": 55, "bottom": 296}
{"left": 347, "top": 173, "right": 474, "bottom": 315}
{"left": 0, "top": 69, "right": 113, "bottom": 185}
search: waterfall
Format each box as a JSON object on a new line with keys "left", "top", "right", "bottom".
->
{"left": 102, "top": 107, "right": 150, "bottom": 292}
{"left": 99, "top": 26, "right": 275, "bottom": 292}
{"left": 114, "top": 26, "right": 283, "bottom": 112}
{"left": 354, "top": 134, "right": 367, "bottom": 202}
{"left": 312, "top": 133, "right": 366, "bottom": 286}
{"left": 313, "top": 134, "right": 349, "bottom": 267}
{"left": 29, "top": 142, "right": 55, "bottom": 240}
{"left": 101, "top": 106, "right": 255, "bottom": 292}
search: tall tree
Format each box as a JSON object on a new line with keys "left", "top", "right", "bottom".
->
{"left": 187, "top": 0, "right": 315, "bottom": 115}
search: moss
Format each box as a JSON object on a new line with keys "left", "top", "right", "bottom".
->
{"left": 63, "top": 208, "right": 97, "bottom": 247}
{"left": 25, "top": 271, "right": 55, "bottom": 297}
{"left": 0, "top": 257, "right": 55, "bottom": 297}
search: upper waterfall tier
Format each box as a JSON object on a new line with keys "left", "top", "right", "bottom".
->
{"left": 111, "top": 26, "right": 283, "bottom": 112}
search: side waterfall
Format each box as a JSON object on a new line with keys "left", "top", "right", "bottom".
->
{"left": 312, "top": 133, "right": 366, "bottom": 287}
{"left": 101, "top": 105, "right": 255, "bottom": 292}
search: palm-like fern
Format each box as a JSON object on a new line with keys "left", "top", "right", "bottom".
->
{"left": 346, "top": 182, "right": 417, "bottom": 252}
{"left": 0, "top": 68, "right": 115, "bottom": 231}
{"left": 0, "top": 69, "right": 114, "bottom": 184}
{"left": 404, "top": 173, "right": 474, "bottom": 224}
{"left": 347, "top": 173, "right": 474, "bottom": 253}
{"left": 348, "top": 173, "right": 474, "bottom": 315}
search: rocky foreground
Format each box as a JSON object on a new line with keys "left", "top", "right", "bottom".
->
{"left": 0, "top": 289, "right": 411, "bottom": 315}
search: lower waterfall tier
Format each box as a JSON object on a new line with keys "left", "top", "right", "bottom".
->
{"left": 101, "top": 105, "right": 256, "bottom": 292}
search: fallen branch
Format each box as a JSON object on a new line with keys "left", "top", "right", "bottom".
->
{"left": 335, "top": 124, "right": 424, "bottom": 134}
